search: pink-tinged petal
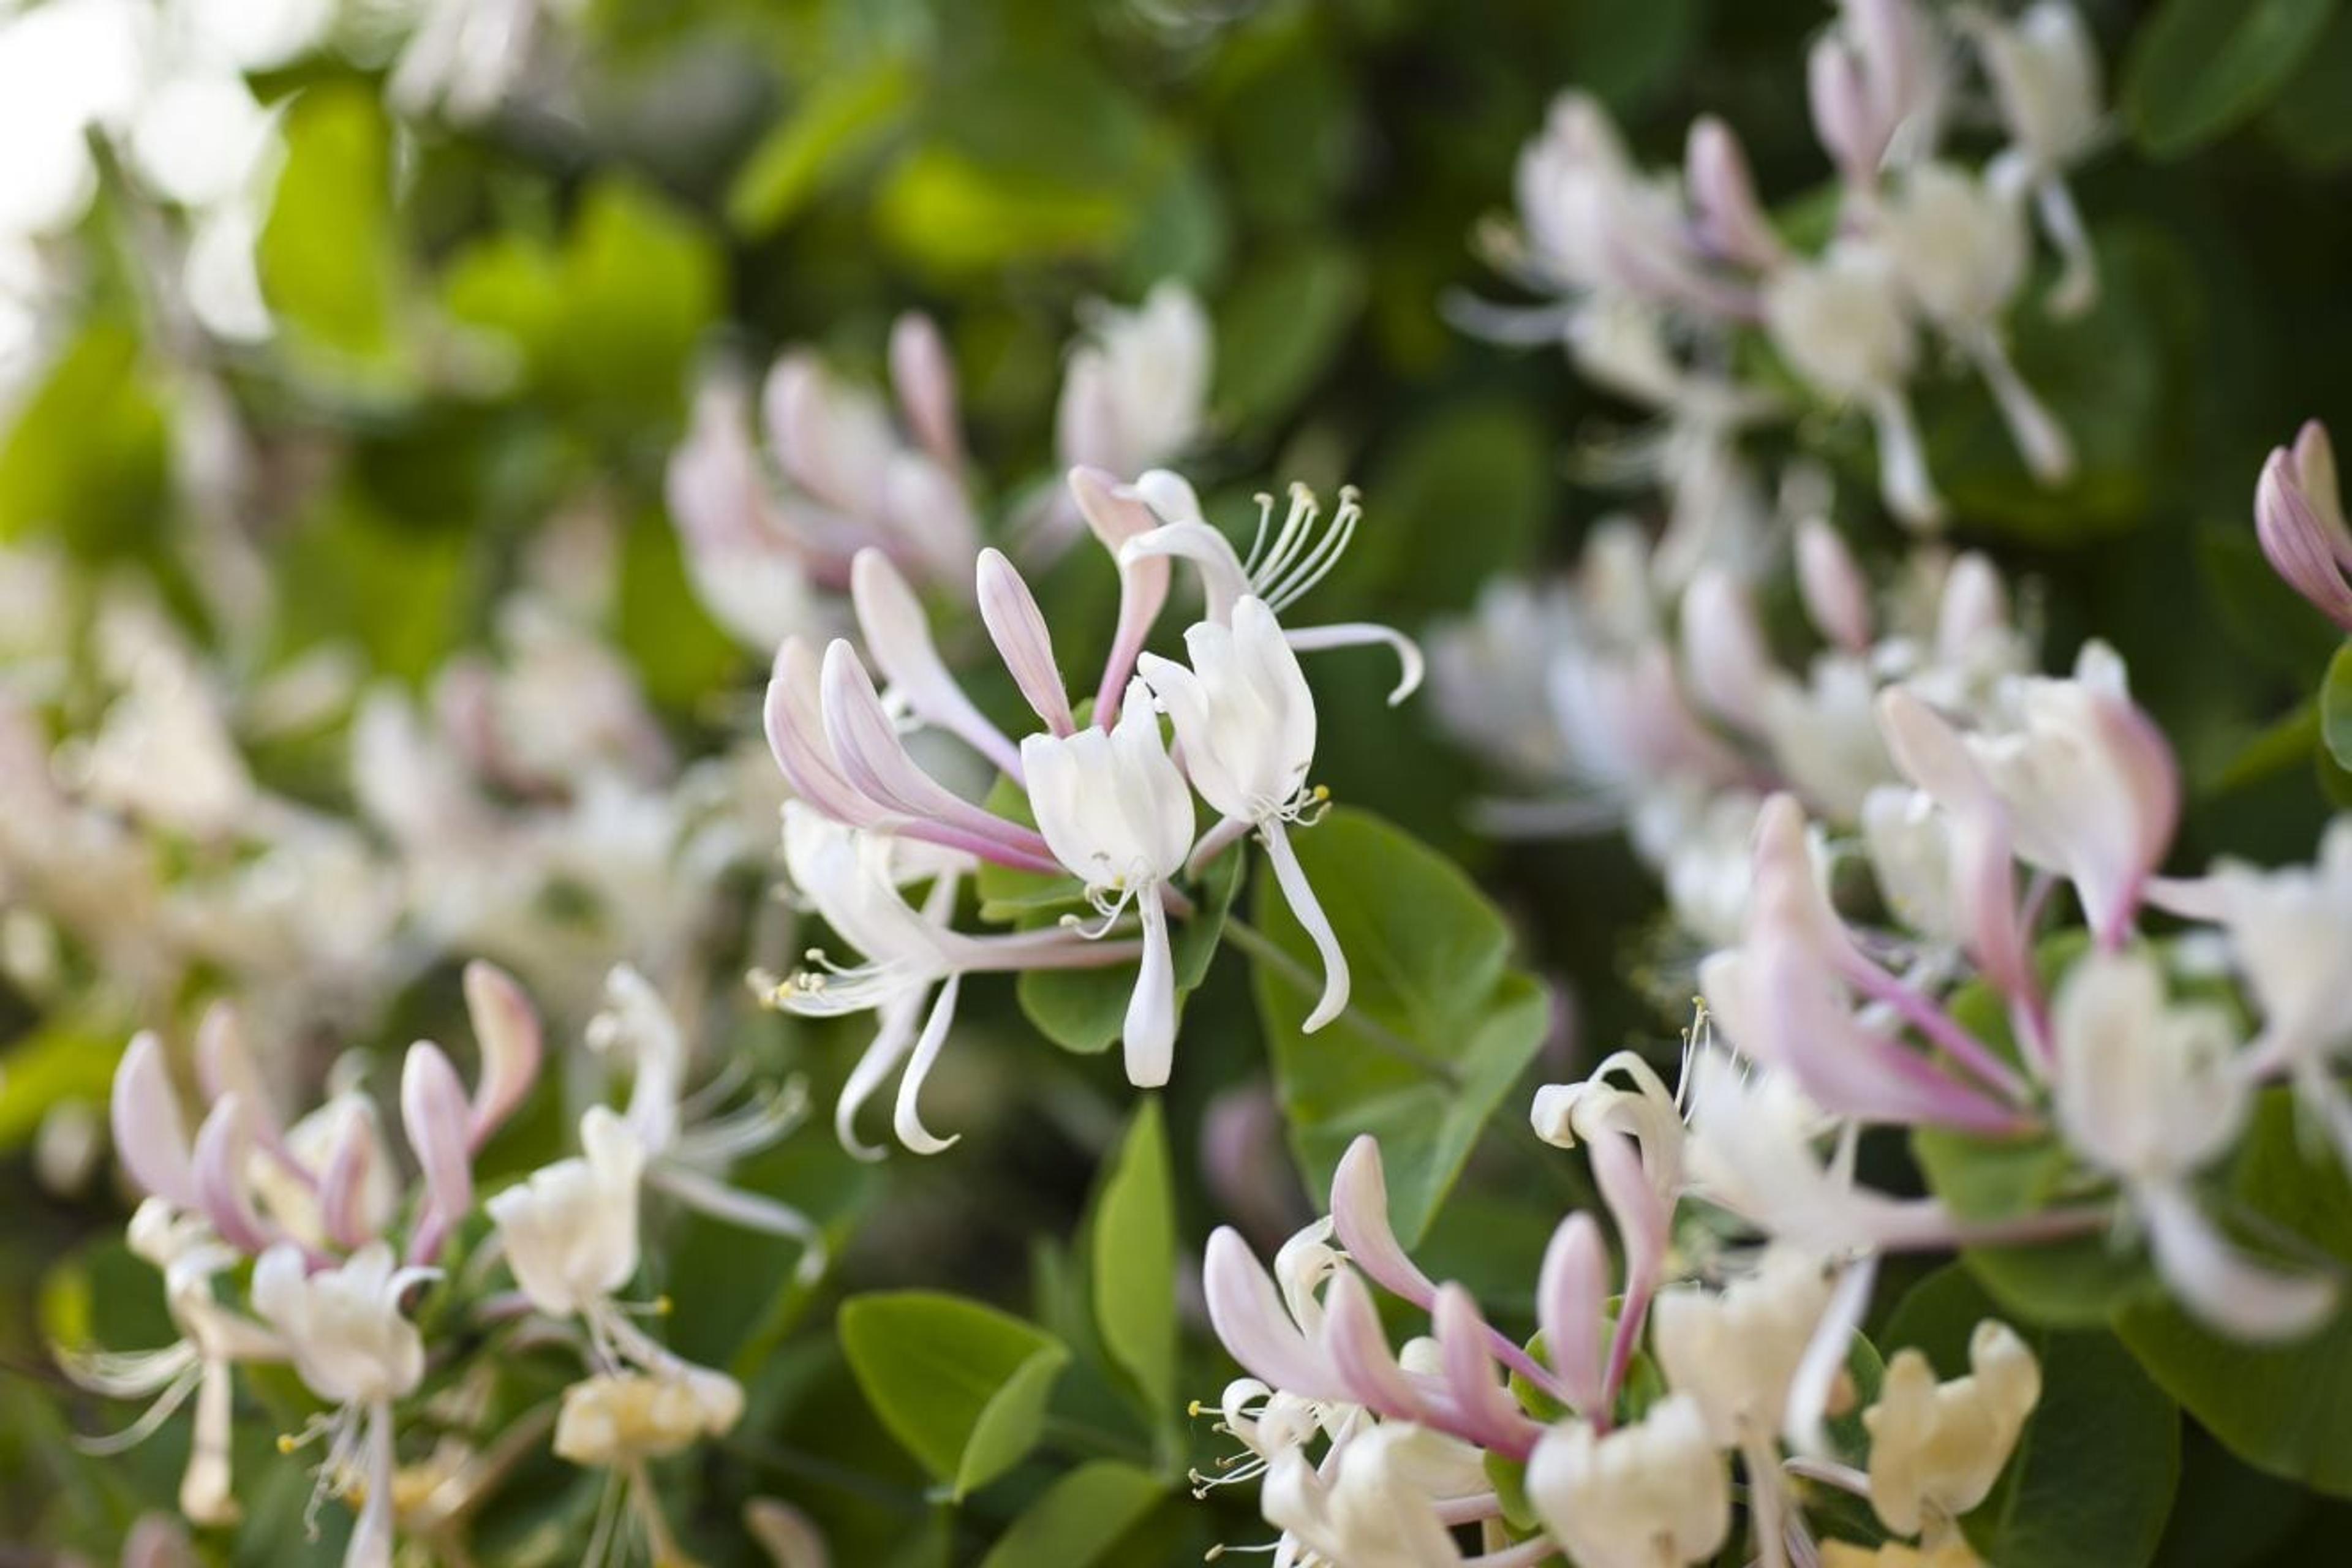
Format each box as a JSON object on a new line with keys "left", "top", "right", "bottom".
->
{"left": 1281, "top": 622, "right": 1426, "bottom": 705}
{"left": 1123, "top": 895, "right": 1177, "bottom": 1088}
{"left": 1434, "top": 1283, "right": 1544, "bottom": 1460}
{"left": 1119, "top": 519, "right": 1254, "bottom": 624}
{"left": 976, "top": 548, "right": 1075, "bottom": 736}
{"left": 850, "top": 550, "right": 1022, "bottom": 779}
{"left": 2255, "top": 448, "right": 2352, "bottom": 633}
{"left": 461, "top": 960, "right": 541, "bottom": 1148}
{"left": 1875, "top": 690, "right": 2034, "bottom": 1004}
{"left": 1686, "top": 116, "right": 1784, "bottom": 268}
{"left": 1318, "top": 1268, "right": 1428, "bottom": 1422}
{"left": 400, "top": 1043, "right": 474, "bottom": 1259}
{"left": 193, "top": 1096, "right": 274, "bottom": 1256}
{"left": 194, "top": 1003, "right": 284, "bottom": 1153}
{"left": 1934, "top": 553, "right": 2010, "bottom": 663}
{"left": 764, "top": 639, "right": 897, "bottom": 831}
{"left": 1680, "top": 568, "right": 1771, "bottom": 729}
{"left": 1537, "top": 1212, "right": 1610, "bottom": 1416}
{"left": 317, "top": 1102, "right": 382, "bottom": 1252}
{"left": 1795, "top": 518, "right": 1872, "bottom": 653}
{"left": 2084, "top": 690, "right": 2180, "bottom": 949}
{"left": 888, "top": 313, "right": 962, "bottom": 473}
{"left": 891, "top": 976, "right": 964, "bottom": 1156}
{"left": 1204, "top": 1226, "right": 1340, "bottom": 1397}
{"left": 113, "top": 1033, "right": 199, "bottom": 1208}
{"left": 1259, "top": 821, "right": 1351, "bottom": 1032}
{"left": 818, "top": 641, "right": 1061, "bottom": 872}
{"left": 2141, "top": 1182, "right": 2336, "bottom": 1343}
{"left": 1328, "top": 1136, "right": 1440, "bottom": 1310}
{"left": 1071, "top": 467, "right": 1170, "bottom": 723}
{"left": 1808, "top": 35, "right": 1881, "bottom": 188}
{"left": 2292, "top": 420, "right": 2352, "bottom": 565}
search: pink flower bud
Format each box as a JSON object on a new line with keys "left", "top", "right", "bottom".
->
{"left": 111, "top": 1033, "right": 198, "bottom": 1208}
{"left": 888, "top": 312, "right": 962, "bottom": 474}
{"left": 401, "top": 1042, "right": 475, "bottom": 1262}
{"left": 461, "top": 960, "right": 541, "bottom": 1148}
{"left": 193, "top": 1096, "right": 274, "bottom": 1256}
{"left": 2256, "top": 442, "right": 2352, "bottom": 633}
{"left": 976, "top": 549, "right": 1075, "bottom": 736}
{"left": 1679, "top": 567, "right": 1772, "bottom": 729}
{"left": 1537, "top": 1213, "right": 1610, "bottom": 1417}
{"left": 1685, "top": 117, "right": 1782, "bottom": 269}
{"left": 1795, "top": 518, "right": 1873, "bottom": 653}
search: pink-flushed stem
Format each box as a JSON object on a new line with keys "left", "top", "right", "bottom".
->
{"left": 1838, "top": 953, "right": 2031, "bottom": 1106}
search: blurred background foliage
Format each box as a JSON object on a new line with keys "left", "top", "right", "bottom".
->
{"left": 13, "top": 0, "right": 2352, "bottom": 1559}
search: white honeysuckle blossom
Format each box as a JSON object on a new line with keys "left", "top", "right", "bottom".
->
{"left": 1958, "top": 1, "right": 2106, "bottom": 317}
{"left": 1861, "top": 1322, "right": 2040, "bottom": 1547}
{"left": 1258, "top": 1422, "right": 1503, "bottom": 1568}
{"left": 64, "top": 1200, "right": 285, "bottom": 1528}
{"left": 1763, "top": 242, "right": 1940, "bottom": 529}
{"left": 1055, "top": 281, "right": 1213, "bottom": 494}
{"left": 487, "top": 1106, "right": 647, "bottom": 1325}
{"left": 251, "top": 1242, "right": 435, "bottom": 1568}
{"left": 1021, "top": 684, "right": 1197, "bottom": 1085}
{"left": 1525, "top": 1394, "right": 1732, "bottom": 1568}
{"left": 2049, "top": 951, "right": 2337, "bottom": 1340}
{"left": 1139, "top": 597, "right": 1350, "bottom": 1031}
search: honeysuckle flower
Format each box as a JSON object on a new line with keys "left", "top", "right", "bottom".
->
{"left": 765, "top": 800, "right": 1139, "bottom": 1154}
{"left": 2252, "top": 419, "right": 2352, "bottom": 633}
{"left": 665, "top": 376, "right": 835, "bottom": 652}
{"left": 1944, "top": 644, "right": 2177, "bottom": 950}
{"left": 2048, "top": 950, "right": 2337, "bottom": 1340}
{"left": 65, "top": 1199, "right": 286, "bottom": 1528}
{"left": 1139, "top": 597, "right": 1349, "bottom": 1031}
{"left": 486, "top": 1106, "right": 646, "bottom": 1323}
{"left": 584, "top": 965, "right": 825, "bottom": 1276}
{"left": 1764, "top": 243, "right": 1940, "bottom": 528}
{"left": 1118, "top": 473, "right": 1426, "bottom": 704}
{"left": 1258, "top": 1422, "right": 1506, "bottom": 1568}
{"left": 2148, "top": 818, "right": 2352, "bottom": 1152}
{"left": 251, "top": 1242, "right": 435, "bottom": 1568}
{"left": 553, "top": 1364, "right": 745, "bottom": 1470}
{"left": 1797, "top": 518, "right": 1875, "bottom": 657}
{"left": 1861, "top": 1321, "right": 2040, "bottom": 1545}
{"left": 1881, "top": 161, "right": 2073, "bottom": 483}
{"left": 1653, "top": 1249, "right": 1835, "bottom": 1449}
{"left": 1055, "top": 281, "right": 1212, "bottom": 488}
{"left": 1021, "top": 684, "right": 1196, "bottom": 1085}
{"left": 1526, "top": 1393, "right": 1732, "bottom": 1568}
{"left": 1959, "top": 1, "right": 2104, "bottom": 316}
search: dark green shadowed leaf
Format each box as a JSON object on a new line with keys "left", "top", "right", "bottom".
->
{"left": 839, "top": 1291, "right": 1071, "bottom": 1499}
{"left": 2124, "top": 0, "right": 2340, "bottom": 159}
{"left": 1090, "top": 1098, "right": 1179, "bottom": 1425}
{"left": 976, "top": 1460, "right": 1166, "bottom": 1568}
{"left": 1247, "top": 807, "right": 1550, "bottom": 1245}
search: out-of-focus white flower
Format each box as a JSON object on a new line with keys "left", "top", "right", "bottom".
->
{"left": 1653, "top": 1248, "right": 1834, "bottom": 1447}
{"left": 2050, "top": 950, "right": 2335, "bottom": 1340}
{"left": 1764, "top": 243, "right": 1940, "bottom": 529}
{"left": 552, "top": 1366, "right": 744, "bottom": 1468}
{"left": 1259, "top": 1422, "right": 1491, "bottom": 1568}
{"left": 1961, "top": 1, "right": 2104, "bottom": 315}
{"left": 1055, "top": 281, "right": 1212, "bottom": 482}
{"left": 486, "top": 1106, "right": 645, "bottom": 1320}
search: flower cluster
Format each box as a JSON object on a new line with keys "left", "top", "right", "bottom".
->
{"left": 1199, "top": 1126, "right": 2043, "bottom": 1567}
{"left": 754, "top": 463, "right": 1420, "bottom": 1150}
{"left": 1471, "top": 0, "right": 2105, "bottom": 552}
{"left": 70, "top": 961, "right": 818, "bottom": 1567}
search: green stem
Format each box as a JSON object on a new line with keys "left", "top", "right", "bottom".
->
{"left": 1221, "top": 917, "right": 1464, "bottom": 1085}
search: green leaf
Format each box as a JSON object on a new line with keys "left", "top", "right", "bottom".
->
{"left": 258, "top": 85, "right": 403, "bottom": 375}
{"left": 2320, "top": 642, "right": 2352, "bottom": 772}
{"left": 1883, "top": 1266, "right": 2180, "bottom": 1568}
{"left": 1090, "top": 1099, "right": 1178, "bottom": 1423}
{"left": 0, "top": 1025, "right": 121, "bottom": 1152}
{"left": 2115, "top": 1091, "right": 2352, "bottom": 1497}
{"left": 0, "top": 324, "right": 168, "bottom": 555}
{"left": 2266, "top": 7, "right": 2352, "bottom": 167}
{"left": 444, "top": 179, "right": 720, "bottom": 426}
{"left": 873, "top": 146, "right": 1131, "bottom": 278}
{"left": 728, "top": 57, "right": 914, "bottom": 235}
{"left": 2124, "top": 0, "right": 2340, "bottom": 159}
{"left": 976, "top": 1460, "right": 1166, "bottom": 1568}
{"left": 839, "top": 1292, "right": 1071, "bottom": 1499}
{"left": 1212, "top": 243, "right": 1368, "bottom": 428}
{"left": 1016, "top": 843, "right": 1243, "bottom": 1055}
{"left": 1249, "top": 807, "right": 1550, "bottom": 1245}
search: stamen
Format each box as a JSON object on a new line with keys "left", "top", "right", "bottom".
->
{"left": 1252, "top": 484, "right": 1322, "bottom": 594}
{"left": 1263, "top": 487, "right": 1362, "bottom": 614}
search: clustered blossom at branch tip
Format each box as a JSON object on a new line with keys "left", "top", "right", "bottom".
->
{"left": 664, "top": 282, "right": 1214, "bottom": 655}
{"left": 756, "top": 461, "right": 1424, "bottom": 1152}
{"left": 1196, "top": 1129, "right": 2046, "bottom": 1567}
{"left": 72, "top": 960, "right": 820, "bottom": 1567}
{"left": 1471, "top": 0, "right": 2102, "bottom": 557}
